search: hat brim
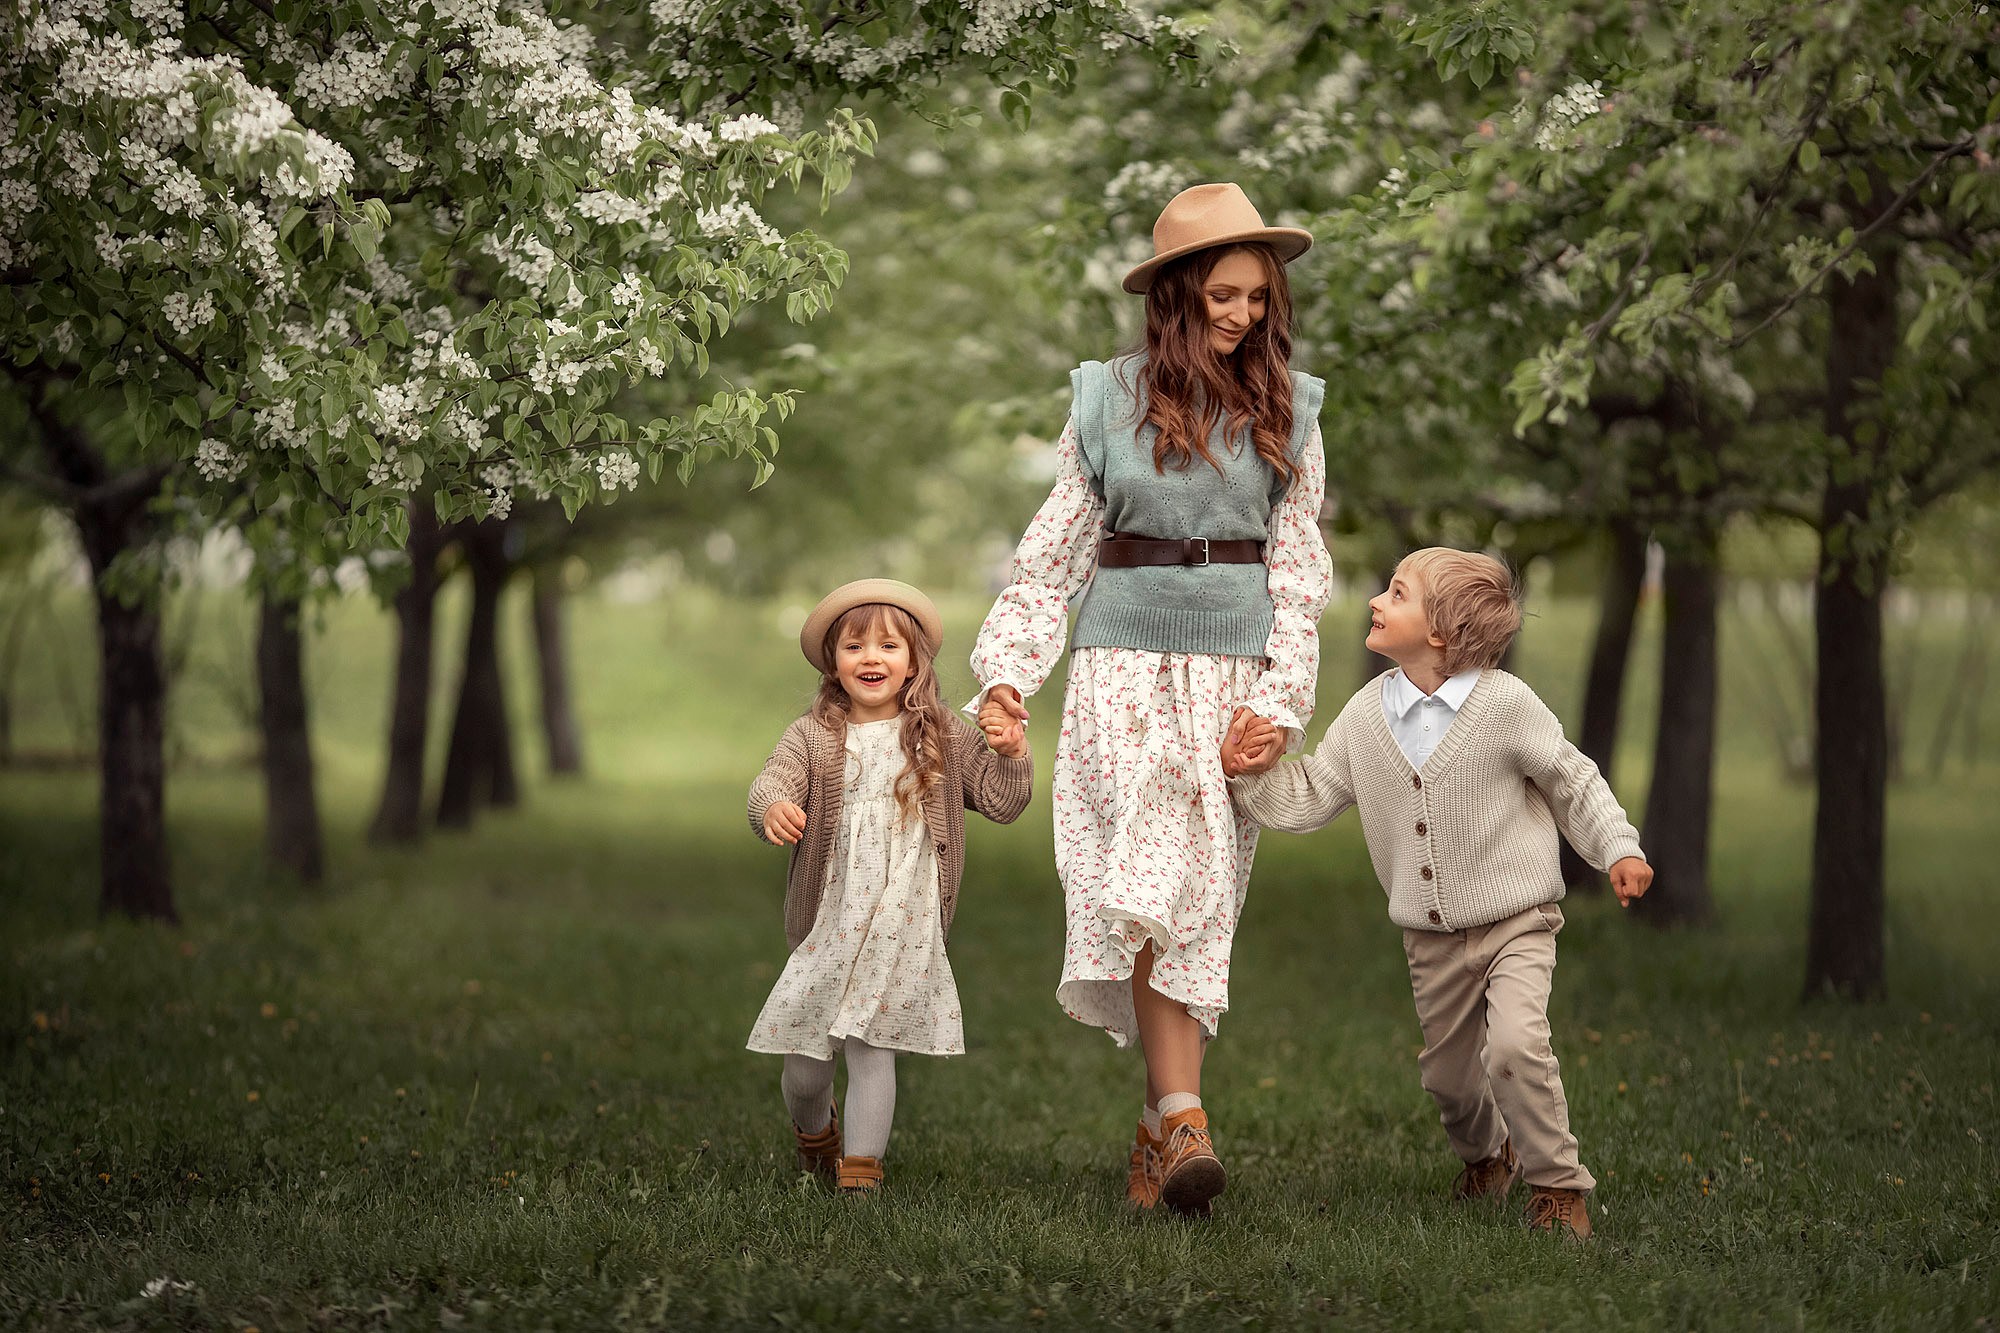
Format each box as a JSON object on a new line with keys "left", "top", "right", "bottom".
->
{"left": 799, "top": 579, "right": 944, "bottom": 674}
{"left": 1123, "top": 227, "right": 1314, "bottom": 295}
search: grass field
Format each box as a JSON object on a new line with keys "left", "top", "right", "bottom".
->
{"left": 3, "top": 582, "right": 1997, "bottom": 1330}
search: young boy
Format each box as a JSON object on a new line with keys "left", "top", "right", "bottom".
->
{"left": 1224, "top": 547, "right": 1652, "bottom": 1240}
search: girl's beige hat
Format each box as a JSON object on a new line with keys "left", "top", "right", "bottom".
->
{"left": 799, "top": 578, "right": 943, "bottom": 672}
{"left": 1123, "top": 182, "right": 1313, "bottom": 294}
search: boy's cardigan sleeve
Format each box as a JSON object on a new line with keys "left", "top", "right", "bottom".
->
{"left": 1229, "top": 708, "right": 1359, "bottom": 833}
{"left": 1514, "top": 692, "right": 1646, "bottom": 870}
{"left": 747, "top": 718, "right": 812, "bottom": 843}
{"left": 952, "top": 716, "right": 1035, "bottom": 825}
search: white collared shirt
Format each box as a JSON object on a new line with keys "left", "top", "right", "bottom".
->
{"left": 1380, "top": 667, "right": 1483, "bottom": 770}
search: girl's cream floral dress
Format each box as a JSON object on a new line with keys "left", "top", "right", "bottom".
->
{"left": 971, "top": 419, "right": 1331, "bottom": 1046}
{"left": 746, "top": 718, "right": 964, "bottom": 1058}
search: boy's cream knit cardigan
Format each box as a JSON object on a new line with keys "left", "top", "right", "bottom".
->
{"left": 748, "top": 712, "right": 1034, "bottom": 950}
{"left": 1231, "top": 669, "right": 1644, "bottom": 932}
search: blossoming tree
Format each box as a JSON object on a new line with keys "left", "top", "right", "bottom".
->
{"left": 0, "top": 0, "right": 1203, "bottom": 921}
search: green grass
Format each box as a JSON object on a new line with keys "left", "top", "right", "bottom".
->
{"left": 3, "top": 584, "right": 1998, "bottom": 1330}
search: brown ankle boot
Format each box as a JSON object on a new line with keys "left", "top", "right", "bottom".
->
{"left": 836, "top": 1155, "right": 883, "bottom": 1194}
{"left": 1125, "top": 1120, "right": 1164, "bottom": 1211}
{"left": 793, "top": 1106, "right": 840, "bottom": 1181}
{"left": 1451, "top": 1140, "right": 1520, "bottom": 1203}
{"left": 1524, "top": 1185, "right": 1591, "bottom": 1241}
{"left": 1157, "top": 1108, "right": 1225, "bottom": 1217}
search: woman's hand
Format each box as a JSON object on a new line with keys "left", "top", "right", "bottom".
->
{"left": 1221, "top": 707, "right": 1282, "bottom": 777}
{"left": 762, "top": 800, "right": 807, "bottom": 845}
{"left": 978, "top": 699, "right": 1028, "bottom": 759}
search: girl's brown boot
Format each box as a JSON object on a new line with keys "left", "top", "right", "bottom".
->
{"left": 836, "top": 1155, "right": 884, "bottom": 1194}
{"left": 793, "top": 1107, "right": 840, "bottom": 1182}
{"left": 1125, "top": 1121, "right": 1164, "bottom": 1211}
{"left": 1157, "top": 1108, "right": 1225, "bottom": 1216}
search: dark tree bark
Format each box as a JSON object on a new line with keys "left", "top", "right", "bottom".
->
{"left": 531, "top": 563, "right": 584, "bottom": 778}
{"left": 1806, "top": 245, "right": 1901, "bottom": 1001}
{"left": 257, "top": 593, "right": 323, "bottom": 883}
{"left": 435, "top": 518, "right": 518, "bottom": 828}
{"left": 368, "top": 502, "right": 443, "bottom": 844}
{"left": 1634, "top": 527, "right": 1719, "bottom": 928}
{"left": 33, "top": 409, "right": 175, "bottom": 921}
{"left": 1562, "top": 520, "right": 1649, "bottom": 891}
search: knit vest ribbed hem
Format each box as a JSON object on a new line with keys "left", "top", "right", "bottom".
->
{"left": 1070, "top": 600, "right": 1276, "bottom": 658}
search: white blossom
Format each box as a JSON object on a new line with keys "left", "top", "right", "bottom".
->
{"left": 596, "top": 449, "right": 640, "bottom": 491}
{"left": 195, "top": 438, "right": 246, "bottom": 483}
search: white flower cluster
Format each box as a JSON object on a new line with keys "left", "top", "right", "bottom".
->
{"left": 195, "top": 437, "right": 246, "bottom": 483}
{"left": 1103, "top": 160, "right": 1188, "bottom": 216}
{"left": 964, "top": 0, "right": 1061, "bottom": 57}
{"left": 480, "top": 227, "right": 560, "bottom": 291}
{"left": 161, "top": 291, "right": 218, "bottom": 337}
{"left": 1534, "top": 79, "right": 1605, "bottom": 152}
{"left": 718, "top": 113, "right": 779, "bottom": 143}
{"left": 294, "top": 40, "right": 410, "bottom": 113}
{"left": 596, "top": 449, "right": 640, "bottom": 491}
{"left": 696, "top": 200, "right": 781, "bottom": 246}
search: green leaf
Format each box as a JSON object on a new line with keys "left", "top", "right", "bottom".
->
{"left": 1797, "top": 140, "right": 1820, "bottom": 173}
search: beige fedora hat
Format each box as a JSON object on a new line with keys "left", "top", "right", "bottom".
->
{"left": 1123, "top": 182, "right": 1313, "bottom": 294}
{"left": 799, "top": 578, "right": 943, "bottom": 673}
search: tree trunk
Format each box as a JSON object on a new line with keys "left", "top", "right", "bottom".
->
{"left": 1634, "top": 529, "right": 1719, "bottom": 927}
{"left": 258, "top": 593, "right": 323, "bottom": 883}
{"left": 1562, "top": 520, "right": 1649, "bottom": 891}
{"left": 531, "top": 564, "right": 584, "bottom": 778}
{"left": 369, "top": 503, "right": 443, "bottom": 844}
{"left": 1805, "top": 245, "right": 1900, "bottom": 1001}
{"left": 436, "top": 519, "right": 518, "bottom": 828}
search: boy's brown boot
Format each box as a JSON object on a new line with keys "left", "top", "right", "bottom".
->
{"left": 1451, "top": 1139, "right": 1520, "bottom": 1203}
{"left": 793, "top": 1107, "right": 840, "bottom": 1181}
{"left": 1125, "top": 1120, "right": 1164, "bottom": 1211}
{"left": 1157, "top": 1108, "right": 1226, "bottom": 1217}
{"left": 1524, "top": 1185, "right": 1591, "bottom": 1241}
{"left": 836, "top": 1155, "right": 883, "bottom": 1194}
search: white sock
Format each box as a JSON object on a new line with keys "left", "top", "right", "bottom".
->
{"left": 1142, "top": 1105, "right": 1162, "bottom": 1136}
{"left": 842, "top": 1038, "right": 898, "bottom": 1160}
{"left": 781, "top": 1053, "right": 835, "bottom": 1132}
{"left": 1157, "top": 1091, "right": 1202, "bottom": 1120}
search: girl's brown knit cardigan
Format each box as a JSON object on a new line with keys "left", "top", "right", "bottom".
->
{"left": 747, "top": 712, "right": 1034, "bottom": 949}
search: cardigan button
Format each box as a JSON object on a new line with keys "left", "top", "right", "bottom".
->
{"left": 1415, "top": 821, "right": 1427, "bottom": 837}
{"left": 936, "top": 841, "right": 948, "bottom": 854}
{"left": 1420, "top": 866, "right": 1434, "bottom": 881}
{"left": 1412, "top": 774, "right": 1422, "bottom": 789}
{"left": 1427, "top": 909, "right": 1442, "bottom": 925}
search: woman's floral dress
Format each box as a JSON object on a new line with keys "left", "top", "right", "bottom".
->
{"left": 970, "top": 417, "right": 1331, "bottom": 1045}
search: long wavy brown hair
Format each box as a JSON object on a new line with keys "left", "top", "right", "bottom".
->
{"left": 1129, "top": 241, "right": 1299, "bottom": 487}
{"left": 807, "top": 603, "right": 947, "bottom": 822}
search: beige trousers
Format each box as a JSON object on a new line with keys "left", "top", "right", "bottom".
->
{"left": 1401, "top": 902, "right": 1594, "bottom": 1192}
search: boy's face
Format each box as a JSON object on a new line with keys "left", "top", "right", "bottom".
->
{"left": 1366, "top": 565, "right": 1447, "bottom": 667}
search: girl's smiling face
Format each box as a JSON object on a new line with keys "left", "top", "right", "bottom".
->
{"left": 1202, "top": 249, "right": 1270, "bottom": 357}
{"left": 834, "top": 612, "right": 915, "bottom": 722}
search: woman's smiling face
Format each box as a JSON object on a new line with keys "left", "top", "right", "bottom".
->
{"left": 1202, "top": 249, "right": 1269, "bottom": 357}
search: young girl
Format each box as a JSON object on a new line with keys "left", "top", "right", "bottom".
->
{"left": 746, "top": 578, "right": 1033, "bottom": 1194}
{"left": 972, "top": 183, "right": 1334, "bottom": 1215}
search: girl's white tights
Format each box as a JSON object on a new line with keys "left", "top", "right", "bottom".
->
{"left": 781, "top": 1038, "right": 898, "bottom": 1160}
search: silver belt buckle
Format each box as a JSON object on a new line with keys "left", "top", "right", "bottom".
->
{"left": 1189, "top": 537, "right": 1210, "bottom": 567}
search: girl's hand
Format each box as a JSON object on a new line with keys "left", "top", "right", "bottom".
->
{"left": 1609, "top": 856, "right": 1653, "bottom": 906}
{"left": 763, "top": 801, "right": 807, "bottom": 845}
{"left": 979, "top": 701, "right": 1028, "bottom": 759}
{"left": 1222, "top": 707, "right": 1281, "bottom": 777}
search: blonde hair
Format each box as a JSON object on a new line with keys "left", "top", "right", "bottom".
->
{"left": 1398, "top": 547, "right": 1522, "bottom": 675}
{"left": 806, "top": 603, "right": 947, "bottom": 821}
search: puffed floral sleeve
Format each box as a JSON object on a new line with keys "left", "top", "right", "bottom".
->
{"left": 965, "top": 416, "right": 1104, "bottom": 712}
{"left": 1236, "top": 423, "right": 1333, "bottom": 751}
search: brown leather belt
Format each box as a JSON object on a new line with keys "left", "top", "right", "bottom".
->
{"left": 1096, "top": 532, "right": 1265, "bottom": 568}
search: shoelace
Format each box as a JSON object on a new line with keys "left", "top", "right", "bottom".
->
{"left": 1165, "top": 1123, "right": 1214, "bottom": 1160}
{"left": 1526, "top": 1193, "right": 1576, "bottom": 1227}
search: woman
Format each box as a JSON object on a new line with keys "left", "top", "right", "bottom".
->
{"left": 970, "top": 182, "right": 1333, "bottom": 1215}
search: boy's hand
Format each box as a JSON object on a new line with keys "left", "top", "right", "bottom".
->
{"left": 763, "top": 801, "right": 807, "bottom": 845}
{"left": 1222, "top": 707, "right": 1282, "bottom": 777}
{"left": 978, "top": 700, "right": 1028, "bottom": 759}
{"left": 1609, "top": 856, "right": 1652, "bottom": 906}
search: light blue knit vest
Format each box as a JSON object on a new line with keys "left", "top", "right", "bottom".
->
{"left": 1069, "top": 353, "right": 1325, "bottom": 658}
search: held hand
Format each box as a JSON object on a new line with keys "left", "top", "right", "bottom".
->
{"left": 978, "top": 700, "right": 1028, "bottom": 759}
{"left": 986, "top": 683, "right": 1030, "bottom": 724}
{"left": 1221, "top": 707, "right": 1282, "bottom": 777}
{"left": 763, "top": 800, "right": 807, "bottom": 846}
{"left": 1609, "top": 856, "right": 1653, "bottom": 906}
